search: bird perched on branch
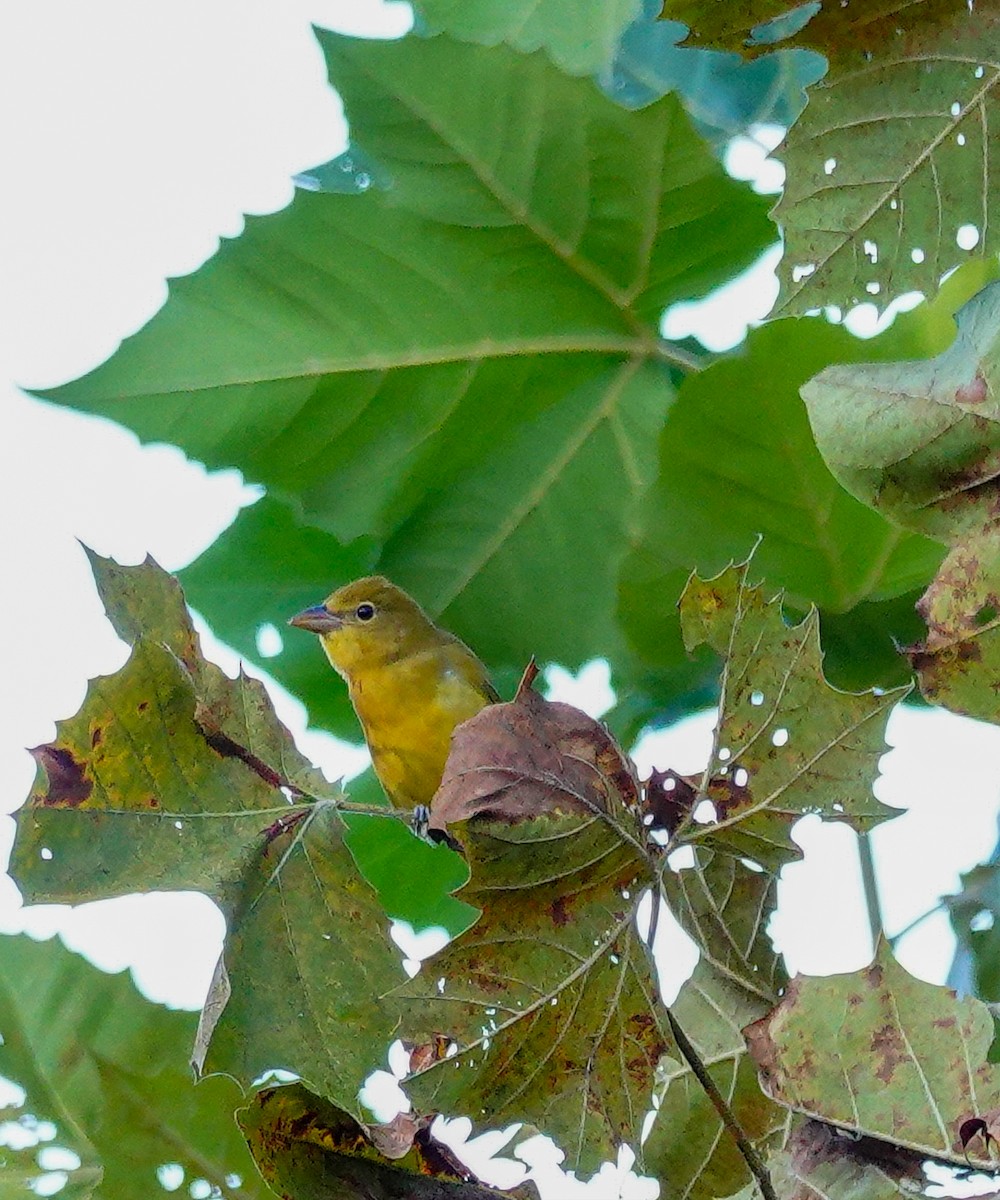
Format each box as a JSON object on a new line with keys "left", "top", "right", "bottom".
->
{"left": 290, "top": 576, "right": 498, "bottom": 810}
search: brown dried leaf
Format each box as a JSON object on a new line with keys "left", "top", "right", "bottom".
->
{"left": 642, "top": 768, "right": 697, "bottom": 837}
{"left": 240, "top": 1083, "right": 542, "bottom": 1199}
{"left": 430, "top": 661, "right": 638, "bottom": 830}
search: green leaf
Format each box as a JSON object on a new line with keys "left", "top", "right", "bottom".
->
{"left": 678, "top": 559, "right": 904, "bottom": 871}
{"left": 40, "top": 30, "right": 773, "bottom": 680}
{"left": 398, "top": 809, "right": 663, "bottom": 1176}
{"left": 633, "top": 317, "right": 947, "bottom": 616}
{"left": 10, "top": 553, "right": 408, "bottom": 1120}
{"left": 0, "top": 933, "right": 263, "bottom": 1200}
{"left": 745, "top": 941, "right": 1000, "bottom": 1169}
{"left": 239, "top": 1083, "right": 542, "bottom": 1199}
{"left": 412, "top": 0, "right": 642, "bottom": 75}
{"left": 803, "top": 280, "right": 1000, "bottom": 546}
{"left": 771, "top": 1, "right": 1000, "bottom": 315}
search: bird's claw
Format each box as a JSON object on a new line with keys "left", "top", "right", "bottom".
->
{"left": 410, "top": 804, "right": 432, "bottom": 842}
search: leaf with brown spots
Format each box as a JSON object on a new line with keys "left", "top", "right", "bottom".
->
{"left": 803, "top": 282, "right": 1000, "bottom": 548}
{"left": 677, "top": 559, "right": 903, "bottom": 871}
{"left": 745, "top": 941, "right": 1000, "bottom": 1169}
{"left": 430, "top": 660, "right": 639, "bottom": 832}
{"left": 240, "top": 1082, "right": 542, "bottom": 1199}
{"left": 29, "top": 745, "right": 92, "bottom": 807}
{"left": 804, "top": 283, "right": 1000, "bottom": 720}
{"left": 399, "top": 771, "right": 663, "bottom": 1175}
{"left": 11, "top": 552, "right": 403, "bottom": 1124}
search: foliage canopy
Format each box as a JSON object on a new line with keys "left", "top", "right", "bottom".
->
{"left": 8, "top": 3, "right": 1000, "bottom": 1198}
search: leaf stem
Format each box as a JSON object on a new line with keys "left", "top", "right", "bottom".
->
{"left": 661, "top": 1005, "right": 776, "bottom": 1200}
{"left": 888, "top": 900, "right": 944, "bottom": 948}
{"left": 858, "top": 831, "right": 885, "bottom": 951}
{"left": 645, "top": 878, "right": 775, "bottom": 1200}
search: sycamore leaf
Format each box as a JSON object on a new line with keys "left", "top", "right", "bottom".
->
{"left": 803, "top": 281, "right": 1000, "bottom": 546}
{"left": 10, "top": 553, "right": 405, "bottom": 1121}
{"left": 677, "top": 559, "right": 904, "bottom": 871}
{"left": 644, "top": 960, "right": 786, "bottom": 1200}
{"left": 40, "top": 30, "right": 772, "bottom": 686}
{"left": 664, "top": 850, "right": 785, "bottom": 1005}
{"left": 412, "top": 0, "right": 642, "bottom": 76}
{"left": 745, "top": 941, "right": 1000, "bottom": 1169}
{"left": 0, "top": 933, "right": 263, "bottom": 1200}
{"left": 906, "top": 527, "right": 1000, "bottom": 721}
{"left": 632, "top": 317, "right": 946, "bottom": 617}
{"left": 772, "top": 1, "right": 1000, "bottom": 316}
{"left": 178, "top": 495, "right": 373, "bottom": 744}
{"left": 397, "top": 799, "right": 663, "bottom": 1175}
{"left": 665, "top": 1, "right": 1000, "bottom": 315}
{"left": 803, "top": 281, "right": 1000, "bottom": 718}
{"left": 239, "top": 1083, "right": 541, "bottom": 1200}
{"left": 768, "top": 1119, "right": 928, "bottom": 1200}
{"left": 430, "top": 661, "right": 639, "bottom": 829}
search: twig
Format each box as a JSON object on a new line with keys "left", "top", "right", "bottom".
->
{"left": 644, "top": 879, "right": 776, "bottom": 1200}
{"left": 662, "top": 1005, "right": 777, "bottom": 1200}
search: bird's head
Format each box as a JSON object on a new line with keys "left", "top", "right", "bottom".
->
{"left": 289, "top": 576, "right": 436, "bottom": 676}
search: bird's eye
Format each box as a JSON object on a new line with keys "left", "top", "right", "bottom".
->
{"left": 355, "top": 603, "right": 375, "bottom": 621}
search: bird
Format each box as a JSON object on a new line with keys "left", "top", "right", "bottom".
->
{"left": 289, "top": 576, "right": 498, "bottom": 810}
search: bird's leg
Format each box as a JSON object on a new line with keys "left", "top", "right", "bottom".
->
{"left": 410, "top": 804, "right": 432, "bottom": 841}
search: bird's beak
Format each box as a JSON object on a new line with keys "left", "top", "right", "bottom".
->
{"left": 289, "top": 605, "right": 342, "bottom": 634}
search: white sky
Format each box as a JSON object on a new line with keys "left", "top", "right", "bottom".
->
{"left": 2, "top": 4, "right": 1000, "bottom": 1197}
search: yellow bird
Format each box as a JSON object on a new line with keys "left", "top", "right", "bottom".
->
{"left": 289, "top": 576, "right": 498, "bottom": 809}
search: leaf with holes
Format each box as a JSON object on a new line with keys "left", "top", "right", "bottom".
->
{"left": 667, "top": 1, "right": 1000, "bottom": 314}
{"left": 10, "top": 552, "right": 406, "bottom": 1121}
{"left": 38, "top": 30, "right": 772, "bottom": 687}
{"left": 677, "top": 559, "right": 904, "bottom": 871}
{"left": 745, "top": 941, "right": 1000, "bottom": 1169}
{"left": 396, "top": 800, "right": 662, "bottom": 1175}
{"left": 771, "top": 0, "right": 999, "bottom": 315}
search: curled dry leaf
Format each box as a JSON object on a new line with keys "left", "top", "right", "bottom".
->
{"left": 642, "top": 767, "right": 697, "bottom": 838}
{"left": 430, "top": 660, "right": 639, "bottom": 831}
{"left": 241, "top": 1083, "right": 542, "bottom": 1200}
